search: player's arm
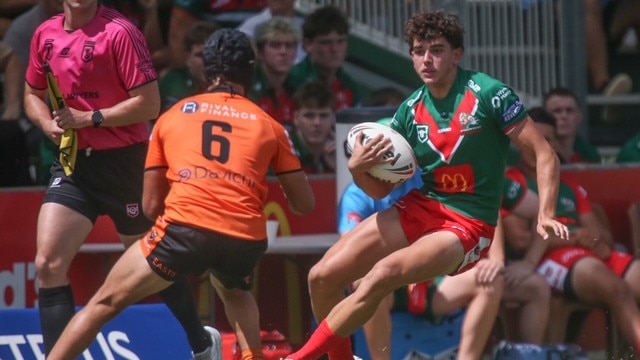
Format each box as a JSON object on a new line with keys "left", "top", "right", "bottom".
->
{"left": 277, "top": 171, "right": 315, "bottom": 215}
{"left": 502, "top": 213, "right": 549, "bottom": 286}
{"left": 509, "top": 117, "right": 568, "bottom": 240}
{"left": 488, "top": 216, "right": 505, "bottom": 264}
{"left": 46, "top": 80, "right": 161, "bottom": 130}
{"left": 92, "top": 81, "right": 161, "bottom": 127}
{"left": 143, "top": 167, "right": 170, "bottom": 220}
{"left": 24, "top": 83, "right": 64, "bottom": 143}
{"left": 348, "top": 132, "right": 395, "bottom": 199}
{"left": 572, "top": 212, "right": 613, "bottom": 259}
{"left": 1, "top": 52, "right": 25, "bottom": 121}
{"left": 168, "top": 8, "right": 196, "bottom": 69}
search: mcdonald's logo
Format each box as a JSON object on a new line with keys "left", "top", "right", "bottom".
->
{"left": 433, "top": 164, "right": 475, "bottom": 194}
{"left": 440, "top": 173, "right": 468, "bottom": 192}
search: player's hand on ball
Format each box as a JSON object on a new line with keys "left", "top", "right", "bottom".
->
{"left": 347, "top": 132, "right": 393, "bottom": 175}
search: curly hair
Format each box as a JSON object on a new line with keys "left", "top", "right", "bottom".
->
{"left": 404, "top": 10, "right": 465, "bottom": 53}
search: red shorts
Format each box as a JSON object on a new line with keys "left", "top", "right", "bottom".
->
{"left": 537, "top": 247, "right": 634, "bottom": 294}
{"left": 395, "top": 190, "right": 495, "bottom": 274}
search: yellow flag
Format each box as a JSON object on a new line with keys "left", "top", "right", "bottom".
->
{"left": 45, "top": 63, "right": 77, "bottom": 176}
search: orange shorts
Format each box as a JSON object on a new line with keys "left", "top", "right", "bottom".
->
{"left": 394, "top": 189, "right": 495, "bottom": 274}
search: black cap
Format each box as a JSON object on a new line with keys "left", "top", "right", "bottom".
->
{"left": 203, "top": 28, "right": 255, "bottom": 90}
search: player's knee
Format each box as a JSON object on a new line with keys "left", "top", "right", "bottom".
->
{"left": 606, "top": 279, "right": 634, "bottom": 304}
{"left": 483, "top": 273, "right": 505, "bottom": 299}
{"left": 34, "top": 253, "right": 69, "bottom": 283}
{"left": 308, "top": 263, "right": 335, "bottom": 294}
{"left": 526, "top": 274, "right": 551, "bottom": 301}
{"left": 364, "top": 263, "right": 400, "bottom": 293}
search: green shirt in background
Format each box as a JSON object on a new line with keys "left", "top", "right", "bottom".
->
{"left": 288, "top": 56, "right": 362, "bottom": 111}
{"left": 616, "top": 132, "right": 640, "bottom": 163}
{"left": 159, "top": 67, "right": 196, "bottom": 113}
{"left": 570, "top": 136, "right": 602, "bottom": 163}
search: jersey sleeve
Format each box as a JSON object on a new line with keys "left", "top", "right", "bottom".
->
{"left": 561, "top": 174, "right": 593, "bottom": 215}
{"left": 112, "top": 21, "right": 158, "bottom": 90}
{"left": 337, "top": 182, "right": 376, "bottom": 234}
{"left": 502, "top": 168, "right": 528, "bottom": 213}
{"left": 271, "top": 121, "right": 303, "bottom": 175}
{"left": 145, "top": 116, "right": 167, "bottom": 169}
{"left": 24, "top": 24, "right": 47, "bottom": 90}
{"left": 482, "top": 79, "right": 528, "bottom": 134}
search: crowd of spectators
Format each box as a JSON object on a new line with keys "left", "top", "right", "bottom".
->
{"left": 2, "top": 0, "right": 640, "bottom": 357}
{"left": 0, "top": 1, "right": 370, "bottom": 187}
{"left": 2, "top": 1, "right": 640, "bottom": 188}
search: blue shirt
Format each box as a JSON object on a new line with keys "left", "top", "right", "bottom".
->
{"left": 337, "top": 173, "right": 424, "bottom": 234}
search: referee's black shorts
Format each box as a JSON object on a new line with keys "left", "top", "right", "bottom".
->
{"left": 43, "top": 142, "right": 153, "bottom": 235}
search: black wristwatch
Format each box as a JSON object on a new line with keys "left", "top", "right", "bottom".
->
{"left": 92, "top": 110, "right": 104, "bottom": 128}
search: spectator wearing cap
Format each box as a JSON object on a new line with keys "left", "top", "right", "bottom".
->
{"left": 249, "top": 16, "right": 299, "bottom": 133}
{"left": 289, "top": 6, "right": 362, "bottom": 111}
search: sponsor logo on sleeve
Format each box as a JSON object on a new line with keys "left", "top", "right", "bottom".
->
{"left": 502, "top": 100, "right": 523, "bottom": 123}
{"left": 491, "top": 87, "right": 513, "bottom": 108}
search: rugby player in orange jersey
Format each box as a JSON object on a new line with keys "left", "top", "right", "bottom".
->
{"left": 47, "top": 28, "right": 315, "bottom": 360}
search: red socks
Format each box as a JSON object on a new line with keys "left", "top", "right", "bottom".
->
{"left": 284, "top": 320, "right": 350, "bottom": 360}
{"left": 327, "top": 336, "right": 354, "bottom": 360}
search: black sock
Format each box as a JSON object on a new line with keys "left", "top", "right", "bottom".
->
{"left": 159, "top": 278, "right": 211, "bottom": 353}
{"left": 38, "top": 285, "right": 76, "bottom": 355}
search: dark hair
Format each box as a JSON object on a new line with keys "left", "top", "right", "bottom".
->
{"left": 293, "top": 81, "right": 335, "bottom": 109}
{"left": 528, "top": 106, "right": 557, "bottom": 128}
{"left": 203, "top": 29, "right": 255, "bottom": 89}
{"left": 302, "top": 6, "right": 349, "bottom": 39}
{"left": 183, "top": 21, "right": 220, "bottom": 52}
{"left": 542, "top": 86, "right": 579, "bottom": 108}
{"left": 404, "top": 10, "right": 465, "bottom": 53}
{"left": 364, "top": 86, "right": 407, "bottom": 107}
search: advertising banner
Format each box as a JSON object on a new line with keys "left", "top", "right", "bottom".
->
{"left": 0, "top": 304, "right": 190, "bottom": 360}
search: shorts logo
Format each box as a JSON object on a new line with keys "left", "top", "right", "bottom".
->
{"left": 82, "top": 42, "right": 95, "bottom": 63}
{"left": 50, "top": 177, "right": 62, "bottom": 188}
{"left": 126, "top": 203, "right": 139, "bottom": 218}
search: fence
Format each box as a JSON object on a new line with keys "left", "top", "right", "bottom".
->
{"left": 296, "top": 0, "right": 586, "bottom": 104}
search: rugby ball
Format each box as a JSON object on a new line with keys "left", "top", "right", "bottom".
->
{"left": 346, "top": 122, "right": 417, "bottom": 183}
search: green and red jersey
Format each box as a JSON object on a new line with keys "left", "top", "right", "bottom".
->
{"left": 502, "top": 167, "right": 592, "bottom": 230}
{"left": 391, "top": 68, "right": 528, "bottom": 225}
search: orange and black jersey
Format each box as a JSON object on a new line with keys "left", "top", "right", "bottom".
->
{"left": 146, "top": 91, "right": 302, "bottom": 240}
